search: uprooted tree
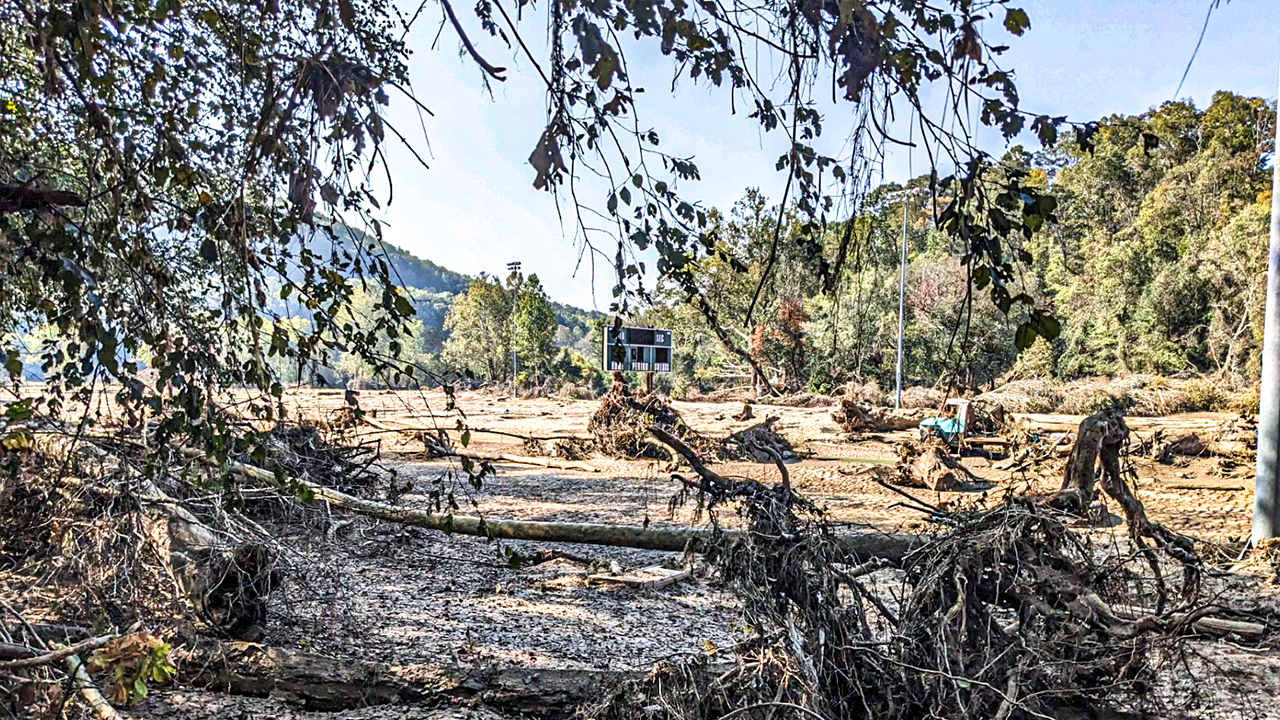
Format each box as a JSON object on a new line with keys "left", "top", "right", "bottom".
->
{"left": 581, "top": 408, "right": 1229, "bottom": 720}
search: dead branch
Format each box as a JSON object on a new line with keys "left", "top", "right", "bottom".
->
{"left": 425, "top": 442, "right": 599, "bottom": 472}
{"left": 0, "top": 633, "right": 117, "bottom": 670}
{"left": 65, "top": 655, "right": 123, "bottom": 720}
{"left": 0, "top": 601, "right": 122, "bottom": 720}
{"left": 439, "top": 0, "right": 507, "bottom": 80}
{"left": 648, "top": 424, "right": 730, "bottom": 490}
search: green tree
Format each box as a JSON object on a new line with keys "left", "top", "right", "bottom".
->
{"left": 513, "top": 275, "right": 557, "bottom": 386}
{"left": 443, "top": 276, "right": 512, "bottom": 384}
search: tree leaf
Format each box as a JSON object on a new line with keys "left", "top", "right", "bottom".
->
{"left": 1003, "top": 8, "right": 1030, "bottom": 36}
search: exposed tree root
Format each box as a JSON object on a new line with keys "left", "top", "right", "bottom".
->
{"left": 584, "top": 411, "right": 1224, "bottom": 720}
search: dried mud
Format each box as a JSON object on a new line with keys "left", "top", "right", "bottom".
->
{"left": 56, "top": 388, "right": 1277, "bottom": 719}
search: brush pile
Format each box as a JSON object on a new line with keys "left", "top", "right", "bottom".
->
{"left": 260, "top": 423, "right": 390, "bottom": 498}
{"left": 589, "top": 383, "right": 715, "bottom": 458}
{"left": 1, "top": 434, "right": 281, "bottom": 641}
{"left": 587, "top": 410, "right": 1220, "bottom": 720}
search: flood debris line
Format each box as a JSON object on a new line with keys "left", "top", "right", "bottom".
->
{"left": 422, "top": 436, "right": 600, "bottom": 472}
{"left": 585, "top": 410, "right": 1246, "bottom": 720}
{"left": 1, "top": 437, "right": 283, "bottom": 718}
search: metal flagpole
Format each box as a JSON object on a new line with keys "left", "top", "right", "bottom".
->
{"left": 1251, "top": 62, "right": 1280, "bottom": 543}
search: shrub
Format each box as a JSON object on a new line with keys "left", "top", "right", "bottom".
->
{"left": 1182, "top": 379, "right": 1224, "bottom": 412}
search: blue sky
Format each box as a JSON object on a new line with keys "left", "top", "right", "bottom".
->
{"left": 370, "top": 0, "right": 1280, "bottom": 309}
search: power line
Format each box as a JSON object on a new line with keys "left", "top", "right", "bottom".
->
{"left": 1173, "top": 0, "right": 1221, "bottom": 101}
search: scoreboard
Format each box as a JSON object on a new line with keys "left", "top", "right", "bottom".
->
{"left": 603, "top": 326, "right": 672, "bottom": 373}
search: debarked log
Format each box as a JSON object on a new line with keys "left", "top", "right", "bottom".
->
{"left": 187, "top": 448, "right": 921, "bottom": 563}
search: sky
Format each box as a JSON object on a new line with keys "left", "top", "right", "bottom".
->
{"left": 369, "top": 0, "right": 1280, "bottom": 310}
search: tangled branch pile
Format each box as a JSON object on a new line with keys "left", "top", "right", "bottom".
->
{"left": 720, "top": 417, "right": 797, "bottom": 462}
{"left": 260, "top": 424, "right": 391, "bottom": 498}
{"left": 589, "top": 411, "right": 1215, "bottom": 720}
{"left": 591, "top": 384, "right": 799, "bottom": 464}
{"left": 588, "top": 383, "right": 716, "bottom": 458}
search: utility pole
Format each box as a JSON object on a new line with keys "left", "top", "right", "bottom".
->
{"left": 895, "top": 191, "right": 909, "bottom": 409}
{"left": 1251, "top": 65, "right": 1280, "bottom": 543}
{"left": 507, "top": 261, "right": 522, "bottom": 389}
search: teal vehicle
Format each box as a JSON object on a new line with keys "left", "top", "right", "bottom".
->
{"left": 919, "top": 415, "right": 964, "bottom": 450}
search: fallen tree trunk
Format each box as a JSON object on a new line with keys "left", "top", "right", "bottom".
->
{"left": 177, "top": 640, "right": 715, "bottom": 717}
{"left": 185, "top": 448, "right": 919, "bottom": 563}
{"left": 832, "top": 400, "right": 920, "bottom": 432}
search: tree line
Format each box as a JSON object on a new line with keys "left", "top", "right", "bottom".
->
{"left": 639, "top": 91, "right": 1274, "bottom": 397}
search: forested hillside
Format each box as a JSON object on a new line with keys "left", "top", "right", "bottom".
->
{"left": 10, "top": 221, "right": 606, "bottom": 387}
{"left": 643, "top": 91, "right": 1274, "bottom": 398}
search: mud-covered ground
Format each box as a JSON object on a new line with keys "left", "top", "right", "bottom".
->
{"left": 88, "top": 388, "right": 1276, "bottom": 719}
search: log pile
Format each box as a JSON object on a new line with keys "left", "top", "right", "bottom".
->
{"left": 831, "top": 398, "right": 920, "bottom": 433}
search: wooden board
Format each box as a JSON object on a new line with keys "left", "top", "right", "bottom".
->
{"left": 588, "top": 565, "right": 690, "bottom": 589}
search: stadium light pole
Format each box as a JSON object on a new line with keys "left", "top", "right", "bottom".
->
{"left": 1251, "top": 63, "right": 1280, "bottom": 544}
{"left": 895, "top": 193, "right": 909, "bottom": 409}
{"left": 507, "top": 261, "right": 522, "bottom": 388}
{"left": 895, "top": 127, "right": 915, "bottom": 410}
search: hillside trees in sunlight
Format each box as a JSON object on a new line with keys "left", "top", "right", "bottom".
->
{"left": 1045, "top": 92, "right": 1274, "bottom": 382}
{"left": 652, "top": 91, "right": 1274, "bottom": 396}
{"left": 513, "top": 275, "right": 558, "bottom": 385}
{"left": 444, "top": 276, "right": 514, "bottom": 384}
